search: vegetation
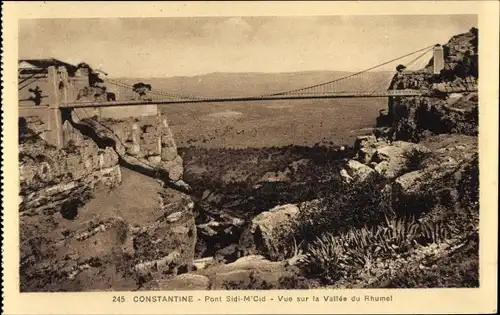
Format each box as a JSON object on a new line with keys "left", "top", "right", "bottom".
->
{"left": 132, "top": 82, "right": 152, "bottom": 98}
{"left": 290, "top": 176, "right": 392, "bottom": 245}
{"left": 180, "top": 144, "right": 355, "bottom": 220}
{"left": 401, "top": 148, "right": 433, "bottom": 173}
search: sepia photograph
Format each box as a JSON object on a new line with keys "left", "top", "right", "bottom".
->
{"left": 17, "top": 14, "right": 481, "bottom": 292}
{"left": 3, "top": 2, "right": 498, "bottom": 314}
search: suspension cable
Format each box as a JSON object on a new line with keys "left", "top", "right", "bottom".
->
{"left": 365, "top": 46, "right": 434, "bottom": 95}
{"left": 258, "top": 44, "right": 436, "bottom": 97}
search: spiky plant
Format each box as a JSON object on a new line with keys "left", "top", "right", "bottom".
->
{"left": 375, "top": 215, "right": 421, "bottom": 254}
{"left": 302, "top": 235, "right": 345, "bottom": 284}
{"left": 419, "top": 221, "right": 451, "bottom": 245}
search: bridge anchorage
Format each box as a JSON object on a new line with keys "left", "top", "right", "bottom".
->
{"left": 19, "top": 44, "right": 477, "bottom": 148}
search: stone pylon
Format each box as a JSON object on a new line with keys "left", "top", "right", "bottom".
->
{"left": 159, "top": 114, "right": 179, "bottom": 162}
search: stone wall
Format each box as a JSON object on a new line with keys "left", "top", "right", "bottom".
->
{"left": 71, "top": 104, "right": 158, "bottom": 121}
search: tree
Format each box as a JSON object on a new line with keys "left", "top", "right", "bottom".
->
{"left": 396, "top": 64, "right": 407, "bottom": 73}
{"left": 76, "top": 62, "right": 104, "bottom": 87}
{"left": 132, "top": 82, "right": 152, "bottom": 99}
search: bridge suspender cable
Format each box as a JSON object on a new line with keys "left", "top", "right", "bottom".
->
{"left": 104, "top": 78, "right": 203, "bottom": 101}
{"left": 99, "top": 44, "right": 435, "bottom": 102}
{"left": 364, "top": 46, "right": 434, "bottom": 95}
{"left": 259, "top": 44, "right": 436, "bottom": 97}
{"left": 62, "top": 44, "right": 443, "bottom": 107}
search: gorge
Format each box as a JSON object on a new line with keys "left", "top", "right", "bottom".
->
{"left": 19, "top": 27, "right": 479, "bottom": 291}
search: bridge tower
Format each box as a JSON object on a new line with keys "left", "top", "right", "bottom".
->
{"left": 433, "top": 44, "right": 445, "bottom": 75}
{"left": 46, "top": 65, "right": 74, "bottom": 149}
{"left": 46, "top": 66, "right": 64, "bottom": 148}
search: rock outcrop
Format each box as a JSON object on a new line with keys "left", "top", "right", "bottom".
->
{"left": 73, "top": 114, "right": 188, "bottom": 189}
{"left": 19, "top": 114, "right": 197, "bottom": 292}
{"left": 250, "top": 204, "right": 300, "bottom": 255}
{"left": 343, "top": 131, "right": 477, "bottom": 215}
{"left": 20, "top": 166, "right": 197, "bottom": 292}
{"left": 336, "top": 30, "right": 480, "bottom": 219}
{"left": 145, "top": 255, "right": 296, "bottom": 290}
{"left": 19, "top": 119, "right": 122, "bottom": 216}
{"left": 383, "top": 28, "right": 478, "bottom": 141}
{"left": 238, "top": 199, "right": 322, "bottom": 258}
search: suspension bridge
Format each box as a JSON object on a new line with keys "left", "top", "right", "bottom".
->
{"left": 19, "top": 43, "right": 477, "bottom": 148}
{"left": 60, "top": 44, "right": 442, "bottom": 108}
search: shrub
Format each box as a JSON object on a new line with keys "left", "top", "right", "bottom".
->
{"left": 371, "top": 215, "right": 421, "bottom": 254}
{"left": 457, "top": 154, "right": 479, "bottom": 212}
{"left": 402, "top": 149, "right": 433, "bottom": 173}
{"left": 277, "top": 267, "right": 318, "bottom": 289}
{"left": 369, "top": 231, "right": 479, "bottom": 288}
{"left": 302, "top": 235, "right": 345, "bottom": 284}
{"left": 290, "top": 176, "right": 392, "bottom": 245}
{"left": 418, "top": 220, "right": 451, "bottom": 245}
{"left": 267, "top": 235, "right": 303, "bottom": 261}
{"left": 300, "top": 215, "right": 452, "bottom": 285}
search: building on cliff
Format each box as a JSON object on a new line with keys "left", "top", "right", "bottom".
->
{"left": 19, "top": 58, "right": 80, "bottom": 76}
{"left": 19, "top": 58, "right": 90, "bottom": 107}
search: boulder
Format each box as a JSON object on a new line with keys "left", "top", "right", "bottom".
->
{"left": 165, "top": 155, "right": 184, "bottom": 181}
{"left": 147, "top": 155, "right": 162, "bottom": 166}
{"left": 354, "top": 135, "right": 390, "bottom": 163}
{"left": 215, "top": 244, "right": 242, "bottom": 263}
{"left": 197, "top": 221, "right": 220, "bottom": 237}
{"left": 193, "top": 257, "right": 215, "bottom": 270}
{"left": 197, "top": 215, "right": 245, "bottom": 238}
{"left": 202, "top": 255, "right": 285, "bottom": 290}
{"left": 374, "top": 161, "right": 390, "bottom": 178}
{"left": 393, "top": 170, "right": 426, "bottom": 197}
{"left": 161, "top": 146, "right": 178, "bottom": 162}
{"left": 371, "top": 141, "right": 431, "bottom": 179}
{"left": 344, "top": 160, "right": 377, "bottom": 183}
{"left": 155, "top": 274, "right": 211, "bottom": 290}
{"left": 251, "top": 204, "right": 300, "bottom": 255}
{"left": 357, "top": 147, "right": 376, "bottom": 164}
{"left": 354, "top": 135, "right": 377, "bottom": 151}
{"left": 166, "top": 211, "right": 184, "bottom": 223}
{"left": 339, "top": 169, "right": 353, "bottom": 184}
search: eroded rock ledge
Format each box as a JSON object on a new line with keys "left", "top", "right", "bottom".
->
{"left": 20, "top": 115, "right": 197, "bottom": 292}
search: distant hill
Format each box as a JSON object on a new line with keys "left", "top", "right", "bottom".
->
{"left": 112, "top": 70, "right": 395, "bottom": 98}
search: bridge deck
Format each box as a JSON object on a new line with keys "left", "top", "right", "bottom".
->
{"left": 61, "top": 90, "right": 429, "bottom": 108}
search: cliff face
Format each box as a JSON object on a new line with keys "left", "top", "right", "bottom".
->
{"left": 383, "top": 27, "right": 478, "bottom": 142}
{"left": 73, "top": 114, "right": 188, "bottom": 190}
{"left": 330, "top": 29, "right": 480, "bottom": 287}
{"left": 19, "top": 114, "right": 196, "bottom": 292}
{"left": 230, "top": 29, "right": 480, "bottom": 289}
{"left": 19, "top": 117, "right": 122, "bottom": 216}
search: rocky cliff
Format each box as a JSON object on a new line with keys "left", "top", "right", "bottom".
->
{"left": 382, "top": 27, "right": 478, "bottom": 142}
{"left": 322, "top": 28, "right": 479, "bottom": 287}
{"left": 19, "top": 114, "right": 196, "bottom": 291}
{"left": 19, "top": 117, "right": 122, "bottom": 217}
{"left": 227, "top": 28, "right": 480, "bottom": 288}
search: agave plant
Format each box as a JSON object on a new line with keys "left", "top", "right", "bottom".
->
{"left": 419, "top": 220, "right": 450, "bottom": 245}
{"left": 302, "top": 234, "right": 345, "bottom": 283}
{"left": 377, "top": 215, "right": 420, "bottom": 253}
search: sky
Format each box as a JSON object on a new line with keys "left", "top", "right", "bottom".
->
{"left": 18, "top": 15, "right": 477, "bottom": 78}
